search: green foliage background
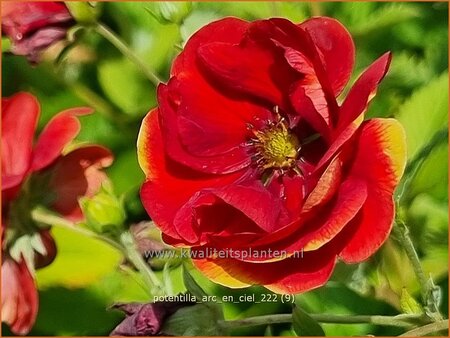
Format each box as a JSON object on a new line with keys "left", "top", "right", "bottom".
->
{"left": 2, "top": 1, "right": 448, "bottom": 336}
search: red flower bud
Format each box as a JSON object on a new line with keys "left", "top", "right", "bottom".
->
{"left": 1, "top": 2, "right": 74, "bottom": 62}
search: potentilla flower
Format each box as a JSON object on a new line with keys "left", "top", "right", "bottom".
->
{"left": 1, "top": 92, "right": 113, "bottom": 334}
{"left": 138, "top": 17, "right": 407, "bottom": 294}
{"left": 1, "top": 2, "right": 74, "bottom": 62}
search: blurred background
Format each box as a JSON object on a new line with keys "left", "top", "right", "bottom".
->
{"left": 2, "top": 1, "right": 448, "bottom": 336}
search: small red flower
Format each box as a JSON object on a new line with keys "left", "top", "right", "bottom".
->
{"left": 1, "top": 257, "right": 38, "bottom": 336}
{"left": 138, "top": 17, "right": 407, "bottom": 294}
{"left": 1, "top": 2, "right": 74, "bottom": 62}
{"left": 1, "top": 92, "right": 113, "bottom": 334}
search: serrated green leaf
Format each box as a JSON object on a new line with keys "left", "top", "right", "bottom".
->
{"left": 292, "top": 304, "right": 325, "bottom": 336}
{"left": 400, "top": 288, "right": 423, "bottom": 314}
{"left": 396, "top": 72, "right": 448, "bottom": 160}
{"left": 352, "top": 3, "right": 421, "bottom": 38}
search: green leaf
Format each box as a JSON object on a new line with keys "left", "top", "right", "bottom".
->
{"left": 292, "top": 304, "right": 325, "bottom": 336}
{"left": 182, "top": 263, "right": 208, "bottom": 300}
{"left": 396, "top": 72, "right": 448, "bottom": 160}
{"left": 408, "top": 143, "right": 448, "bottom": 200}
{"left": 351, "top": 3, "right": 421, "bottom": 38}
{"left": 400, "top": 288, "right": 423, "bottom": 314}
{"left": 97, "top": 57, "right": 155, "bottom": 116}
{"left": 162, "top": 303, "right": 225, "bottom": 336}
{"left": 36, "top": 227, "right": 121, "bottom": 288}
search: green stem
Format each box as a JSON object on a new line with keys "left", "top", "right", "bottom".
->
{"left": 31, "top": 208, "right": 165, "bottom": 296}
{"left": 220, "top": 313, "right": 427, "bottom": 330}
{"left": 94, "top": 23, "right": 162, "bottom": 86}
{"left": 392, "top": 222, "right": 428, "bottom": 296}
{"left": 393, "top": 219, "right": 442, "bottom": 320}
{"left": 399, "top": 319, "right": 448, "bottom": 337}
{"left": 120, "top": 231, "right": 165, "bottom": 296}
{"left": 31, "top": 208, "right": 125, "bottom": 254}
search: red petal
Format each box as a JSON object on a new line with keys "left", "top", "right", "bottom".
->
{"left": 171, "top": 17, "right": 248, "bottom": 77}
{"left": 192, "top": 242, "right": 337, "bottom": 294}
{"left": 165, "top": 18, "right": 259, "bottom": 173}
{"left": 157, "top": 78, "right": 266, "bottom": 173}
{"left": 337, "top": 52, "right": 392, "bottom": 131}
{"left": 230, "top": 176, "right": 366, "bottom": 263}
{"left": 339, "top": 119, "right": 407, "bottom": 262}
{"left": 31, "top": 107, "right": 93, "bottom": 172}
{"left": 315, "top": 120, "right": 360, "bottom": 171}
{"left": 247, "top": 18, "right": 340, "bottom": 125}
{"left": 290, "top": 83, "right": 331, "bottom": 140}
{"left": 1, "top": 258, "right": 38, "bottom": 335}
{"left": 50, "top": 145, "right": 113, "bottom": 221}
{"left": 1, "top": 92, "right": 39, "bottom": 189}
{"left": 198, "top": 38, "right": 299, "bottom": 107}
{"left": 300, "top": 17, "right": 355, "bottom": 96}
{"left": 302, "top": 156, "right": 342, "bottom": 214}
{"left": 138, "top": 110, "right": 245, "bottom": 242}
{"left": 174, "top": 183, "right": 287, "bottom": 244}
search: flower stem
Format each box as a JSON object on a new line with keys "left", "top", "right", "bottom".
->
{"left": 31, "top": 208, "right": 165, "bottom": 296}
{"left": 399, "top": 319, "right": 448, "bottom": 337}
{"left": 393, "top": 220, "right": 443, "bottom": 320}
{"left": 119, "top": 231, "right": 165, "bottom": 296}
{"left": 220, "top": 313, "right": 428, "bottom": 330}
{"left": 94, "top": 23, "right": 162, "bottom": 86}
{"left": 31, "top": 208, "right": 125, "bottom": 254}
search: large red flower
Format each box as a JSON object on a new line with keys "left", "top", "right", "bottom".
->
{"left": 138, "top": 17, "right": 407, "bottom": 294}
{"left": 1, "top": 92, "right": 113, "bottom": 334}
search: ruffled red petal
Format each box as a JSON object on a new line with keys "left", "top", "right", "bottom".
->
{"left": 300, "top": 17, "right": 355, "bottom": 96}
{"left": 339, "top": 118, "right": 406, "bottom": 262}
{"left": 138, "top": 110, "right": 245, "bottom": 242}
{"left": 337, "top": 52, "right": 392, "bottom": 132}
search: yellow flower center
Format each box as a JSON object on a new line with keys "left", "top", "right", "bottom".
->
{"left": 253, "top": 122, "right": 300, "bottom": 170}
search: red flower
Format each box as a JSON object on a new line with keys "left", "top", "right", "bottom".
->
{"left": 1, "top": 2, "right": 74, "bottom": 62}
{"left": 1, "top": 92, "right": 113, "bottom": 334}
{"left": 138, "top": 17, "right": 407, "bottom": 294}
{"left": 1, "top": 257, "right": 38, "bottom": 336}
